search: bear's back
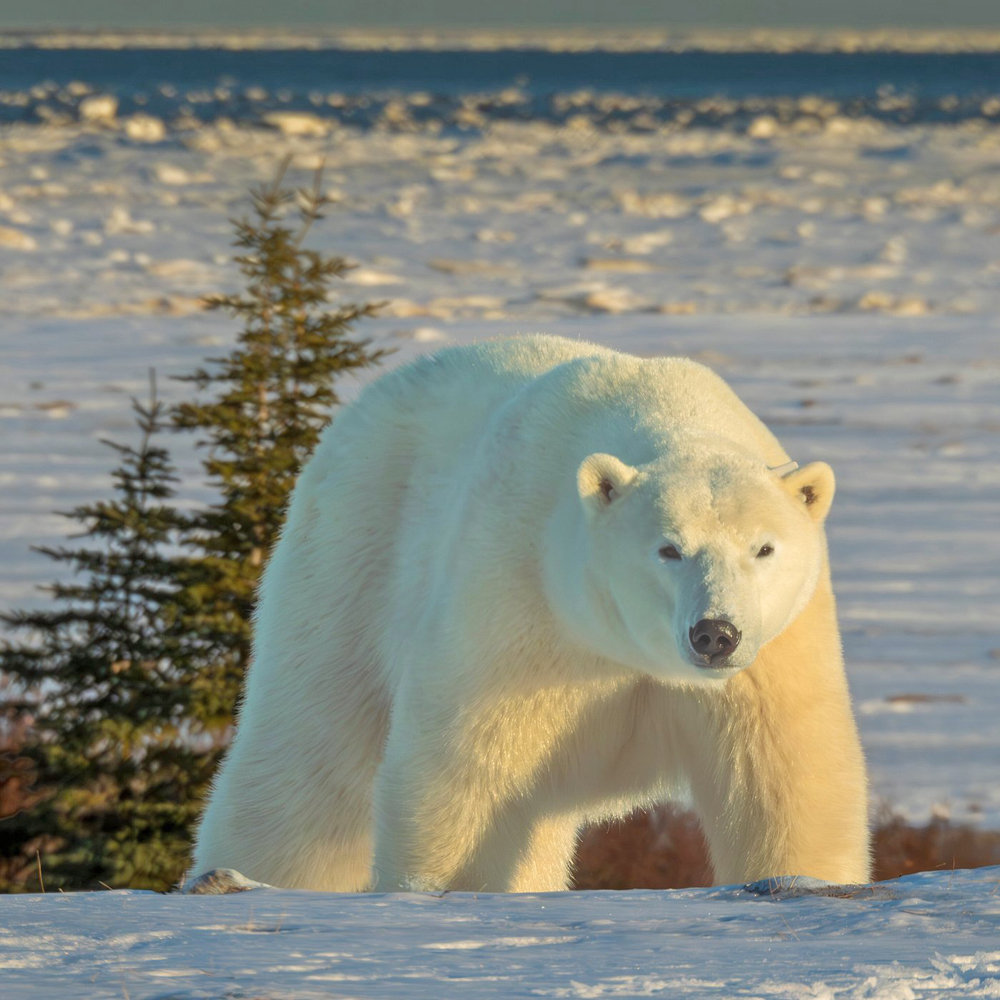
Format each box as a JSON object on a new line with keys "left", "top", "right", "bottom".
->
{"left": 473, "top": 342, "right": 787, "bottom": 473}
{"left": 298, "top": 335, "right": 785, "bottom": 521}
{"left": 301, "top": 335, "right": 613, "bottom": 491}
{"left": 360, "top": 334, "right": 614, "bottom": 440}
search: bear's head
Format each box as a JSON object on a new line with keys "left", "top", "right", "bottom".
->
{"left": 546, "top": 440, "right": 835, "bottom": 683}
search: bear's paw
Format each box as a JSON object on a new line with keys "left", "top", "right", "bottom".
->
{"left": 182, "top": 868, "right": 274, "bottom": 894}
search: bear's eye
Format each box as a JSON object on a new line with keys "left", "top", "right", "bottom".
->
{"left": 756, "top": 544, "right": 774, "bottom": 559}
{"left": 659, "top": 544, "right": 682, "bottom": 561}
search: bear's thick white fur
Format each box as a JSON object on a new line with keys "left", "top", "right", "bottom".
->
{"left": 192, "top": 335, "right": 870, "bottom": 892}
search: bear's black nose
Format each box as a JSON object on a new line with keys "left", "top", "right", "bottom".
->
{"left": 689, "top": 619, "right": 742, "bottom": 664}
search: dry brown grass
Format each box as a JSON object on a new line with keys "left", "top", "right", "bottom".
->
{"left": 871, "top": 812, "right": 1000, "bottom": 881}
{"left": 572, "top": 805, "right": 1000, "bottom": 890}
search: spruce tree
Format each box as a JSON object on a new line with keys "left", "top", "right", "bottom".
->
{"left": 0, "top": 163, "right": 382, "bottom": 891}
{"left": 172, "top": 160, "right": 385, "bottom": 747}
{"left": 0, "top": 377, "right": 203, "bottom": 891}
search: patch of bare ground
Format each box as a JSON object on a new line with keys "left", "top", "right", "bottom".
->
{"left": 572, "top": 805, "right": 1000, "bottom": 889}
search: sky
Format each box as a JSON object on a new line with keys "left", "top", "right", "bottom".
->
{"left": 0, "top": 0, "right": 997, "bottom": 30}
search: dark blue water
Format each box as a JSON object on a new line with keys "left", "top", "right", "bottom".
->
{"left": 4, "top": 47, "right": 1000, "bottom": 128}
{"left": 6, "top": 48, "right": 1000, "bottom": 97}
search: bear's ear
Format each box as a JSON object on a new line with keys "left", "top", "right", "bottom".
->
{"left": 779, "top": 461, "right": 836, "bottom": 522}
{"left": 577, "top": 453, "right": 638, "bottom": 515}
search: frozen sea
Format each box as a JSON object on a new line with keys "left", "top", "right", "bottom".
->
{"left": 1, "top": 31, "right": 999, "bottom": 837}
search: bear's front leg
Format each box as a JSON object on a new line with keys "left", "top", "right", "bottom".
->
{"left": 371, "top": 732, "right": 554, "bottom": 892}
{"left": 370, "top": 685, "right": 579, "bottom": 893}
{"left": 676, "top": 585, "right": 871, "bottom": 886}
{"left": 371, "top": 731, "right": 501, "bottom": 891}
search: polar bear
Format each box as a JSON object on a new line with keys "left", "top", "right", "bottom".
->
{"left": 191, "top": 335, "right": 870, "bottom": 892}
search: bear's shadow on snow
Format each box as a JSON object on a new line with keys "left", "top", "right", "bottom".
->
{"left": 742, "top": 875, "right": 897, "bottom": 900}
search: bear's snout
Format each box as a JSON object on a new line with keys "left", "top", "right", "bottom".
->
{"left": 689, "top": 618, "right": 742, "bottom": 665}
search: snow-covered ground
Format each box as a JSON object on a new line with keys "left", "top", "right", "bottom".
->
{"left": 3, "top": 64, "right": 999, "bottom": 828}
{"left": 3, "top": 33, "right": 1000, "bottom": 993}
{"left": 3, "top": 869, "right": 1000, "bottom": 998}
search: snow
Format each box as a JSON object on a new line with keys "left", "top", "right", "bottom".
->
{"left": 5, "top": 33, "right": 1000, "bottom": 811}
{"left": 2, "top": 41, "right": 999, "bottom": 829}
{"left": 7, "top": 309, "right": 997, "bottom": 830}
{"left": 3, "top": 32, "right": 1000, "bottom": 992}
{"left": 3, "top": 869, "right": 1000, "bottom": 998}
